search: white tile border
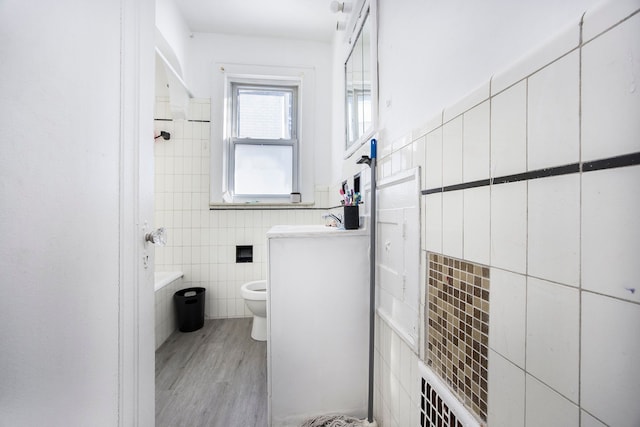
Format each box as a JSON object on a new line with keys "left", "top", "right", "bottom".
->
{"left": 582, "top": 0, "right": 640, "bottom": 43}
{"left": 411, "top": 110, "right": 443, "bottom": 141}
{"left": 491, "top": 16, "right": 581, "bottom": 96}
{"left": 443, "top": 81, "right": 491, "bottom": 123}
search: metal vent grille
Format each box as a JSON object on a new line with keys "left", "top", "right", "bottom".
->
{"left": 419, "top": 360, "right": 482, "bottom": 427}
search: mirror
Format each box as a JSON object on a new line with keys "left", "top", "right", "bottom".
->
{"left": 345, "top": 7, "right": 375, "bottom": 156}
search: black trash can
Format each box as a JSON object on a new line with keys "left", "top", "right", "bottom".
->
{"left": 174, "top": 287, "right": 206, "bottom": 332}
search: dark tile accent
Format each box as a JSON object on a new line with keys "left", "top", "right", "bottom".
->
{"left": 492, "top": 163, "right": 579, "bottom": 185}
{"left": 421, "top": 151, "right": 640, "bottom": 196}
{"left": 442, "top": 179, "right": 491, "bottom": 193}
{"left": 582, "top": 152, "right": 640, "bottom": 172}
{"left": 154, "top": 118, "right": 211, "bottom": 123}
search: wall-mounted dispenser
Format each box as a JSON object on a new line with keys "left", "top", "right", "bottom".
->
{"left": 236, "top": 245, "right": 253, "bottom": 263}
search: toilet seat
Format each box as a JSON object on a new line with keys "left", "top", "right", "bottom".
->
{"left": 241, "top": 280, "right": 267, "bottom": 301}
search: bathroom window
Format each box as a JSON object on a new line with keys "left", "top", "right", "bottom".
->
{"left": 226, "top": 82, "right": 299, "bottom": 201}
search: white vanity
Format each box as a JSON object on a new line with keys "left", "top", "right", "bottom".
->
{"left": 267, "top": 225, "right": 369, "bottom": 427}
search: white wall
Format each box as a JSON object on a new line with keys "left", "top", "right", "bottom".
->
{"left": 156, "top": 0, "right": 191, "bottom": 75}
{"left": 331, "top": 0, "right": 605, "bottom": 178}
{"left": 376, "top": 0, "right": 605, "bottom": 143}
{"left": 333, "top": 1, "right": 603, "bottom": 215}
{"left": 0, "top": 1, "right": 155, "bottom": 425}
{"left": 185, "top": 33, "right": 334, "bottom": 193}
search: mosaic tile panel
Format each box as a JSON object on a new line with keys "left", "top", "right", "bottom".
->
{"left": 426, "top": 253, "right": 490, "bottom": 422}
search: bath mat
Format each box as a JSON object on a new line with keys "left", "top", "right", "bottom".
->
{"left": 300, "top": 414, "right": 374, "bottom": 427}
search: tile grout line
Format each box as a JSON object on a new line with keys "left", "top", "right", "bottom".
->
{"left": 488, "top": 77, "right": 493, "bottom": 270}
{"left": 523, "top": 72, "right": 530, "bottom": 427}
{"left": 577, "top": 10, "right": 585, "bottom": 421}
{"left": 461, "top": 114, "right": 466, "bottom": 262}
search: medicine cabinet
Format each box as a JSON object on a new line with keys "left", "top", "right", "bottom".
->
{"left": 344, "top": 1, "right": 377, "bottom": 158}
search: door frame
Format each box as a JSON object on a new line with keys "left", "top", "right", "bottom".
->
{"left": 118, "top": 0, "right": 156, "bottom": 425}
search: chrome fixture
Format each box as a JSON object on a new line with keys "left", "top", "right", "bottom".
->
{"left": 322, "top": 212, "right": 343, "bottom": 226}
{"left": 145, "top": 227, "right": 167, "bottom": 246}
{"left": 330, "top": 1, "right": 352, "bottom": 13}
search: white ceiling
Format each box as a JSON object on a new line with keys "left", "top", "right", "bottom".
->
{"left": 173, "top": 0, "right": 339, "bottom": 43}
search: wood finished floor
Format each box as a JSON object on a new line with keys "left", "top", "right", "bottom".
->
{"left": 156, "top": 318, "right": 267, "bottom": 427}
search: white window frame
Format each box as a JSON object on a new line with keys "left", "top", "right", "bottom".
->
{"left": 210, "top": 64, "right": 316, "bottom": 207}
{"left": 227, "top": 82, "right": 299, "bottom": 200}
{"left": 223, "top": 75, "right": 302, "bottom": 203}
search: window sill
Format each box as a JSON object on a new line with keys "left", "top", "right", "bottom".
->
{"left": 209, "top": 201, "right": 319, "bottom": 210}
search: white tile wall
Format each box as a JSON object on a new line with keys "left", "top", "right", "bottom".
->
{"left": 154, "top": 96, "right": 171, "bottom": 120}
{"left": 424, "top": 127, "right": 443, "bottom": 189}
{"left": 412, "top": 111, "right": 443, "bottom": 141}
{"left": 487, "top": 350, "right": 525, "bottom": 427}
{"left": 491, "top": 18, "right": 581, "bottom": 96}
{"left": 462, "top": 186, "right": 490, "bottom": 265}
{"left": 527, "top": 174, "right": 580, "bottom": 287}
{"left": 582, "top": 165, "right": 640, "bottom": 303}
{"left": 412, "top": 135, "right": 426, "bottom": 187}
{"left": 525, "top": 375, "right": 579, "bottom": 427}
{"left": 154, "top": 276, "right": 184, "bottom": 349}
{"left": 423, "top": 193, "right": 442, "bottom": 253}
{"left": 374, "top": 314, "right": 421, "bottom": 427}
{"left": 442, "top": 116, "right": 463, "bottom": 186}
{"left": 391, "top": 4, "right": 639, "bottom": 425}
{"left": 443, "top": 81, "right": 490, "bottom": 123}
{"left": 154, "top": 98, "right": 326, "bottom": 319}
{"left": 490, "top": 81, "right": 527, "bottom": 178}
{"left": 379, "top": 154, "right": 393, "bottom": 180}
{"left": 398, "top": 140, "right": 413, "bottom": 174}
{"left": 490, "top": 181, "right": 527, "bottom": 274}
{"left": 527, "top": 51, "right": 580, "bottom": 170}
{"left": 441, "top": 191, "right": 463, "bottom": 258}
{"left": 489, "top": 269, "right": 526, "bottom": 368}
{"left": 581, "top": 293, "right": 640, "bottom": 427}
{"left": 462, "top": 101, "right": 490, "bottom": 183}
{"left": 582, "top": 0, "right": 640, "bottom": 42}
{"left": 526, "top": 277, "right": 580, "bottom": 402}
{"left": 582, "top": 12, "right": 640, "bottom": 162}
{"left": 581, "top": 411, "right": 608, "bottom": 427}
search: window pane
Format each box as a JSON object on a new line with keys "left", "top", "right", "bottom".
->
{"left": 234, "top": 144, "right": 292, "bottom": 195}
{"left": 358, "top": 91, "right": 372, "bottom": 134}
{"left": 237, "top": 88, "right": 293, "bottom": 139}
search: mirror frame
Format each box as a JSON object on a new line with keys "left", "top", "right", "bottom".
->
{"left": 343, "top": 0, "right": 378, "bottom": 159}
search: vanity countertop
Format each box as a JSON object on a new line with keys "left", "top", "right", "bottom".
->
{"left": 266, "top": 224, "right": 368, "bottom": 238}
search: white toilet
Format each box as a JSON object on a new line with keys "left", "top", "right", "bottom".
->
{"left": 241, "top": 280, "right": 267, "bottom": 341}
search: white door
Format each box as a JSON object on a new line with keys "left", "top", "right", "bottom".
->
{"left": 0, "top": 1, "right": 155, "bottom": 425}
{"left": 121, "top": 0, "right": 157, "bottom": 425}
